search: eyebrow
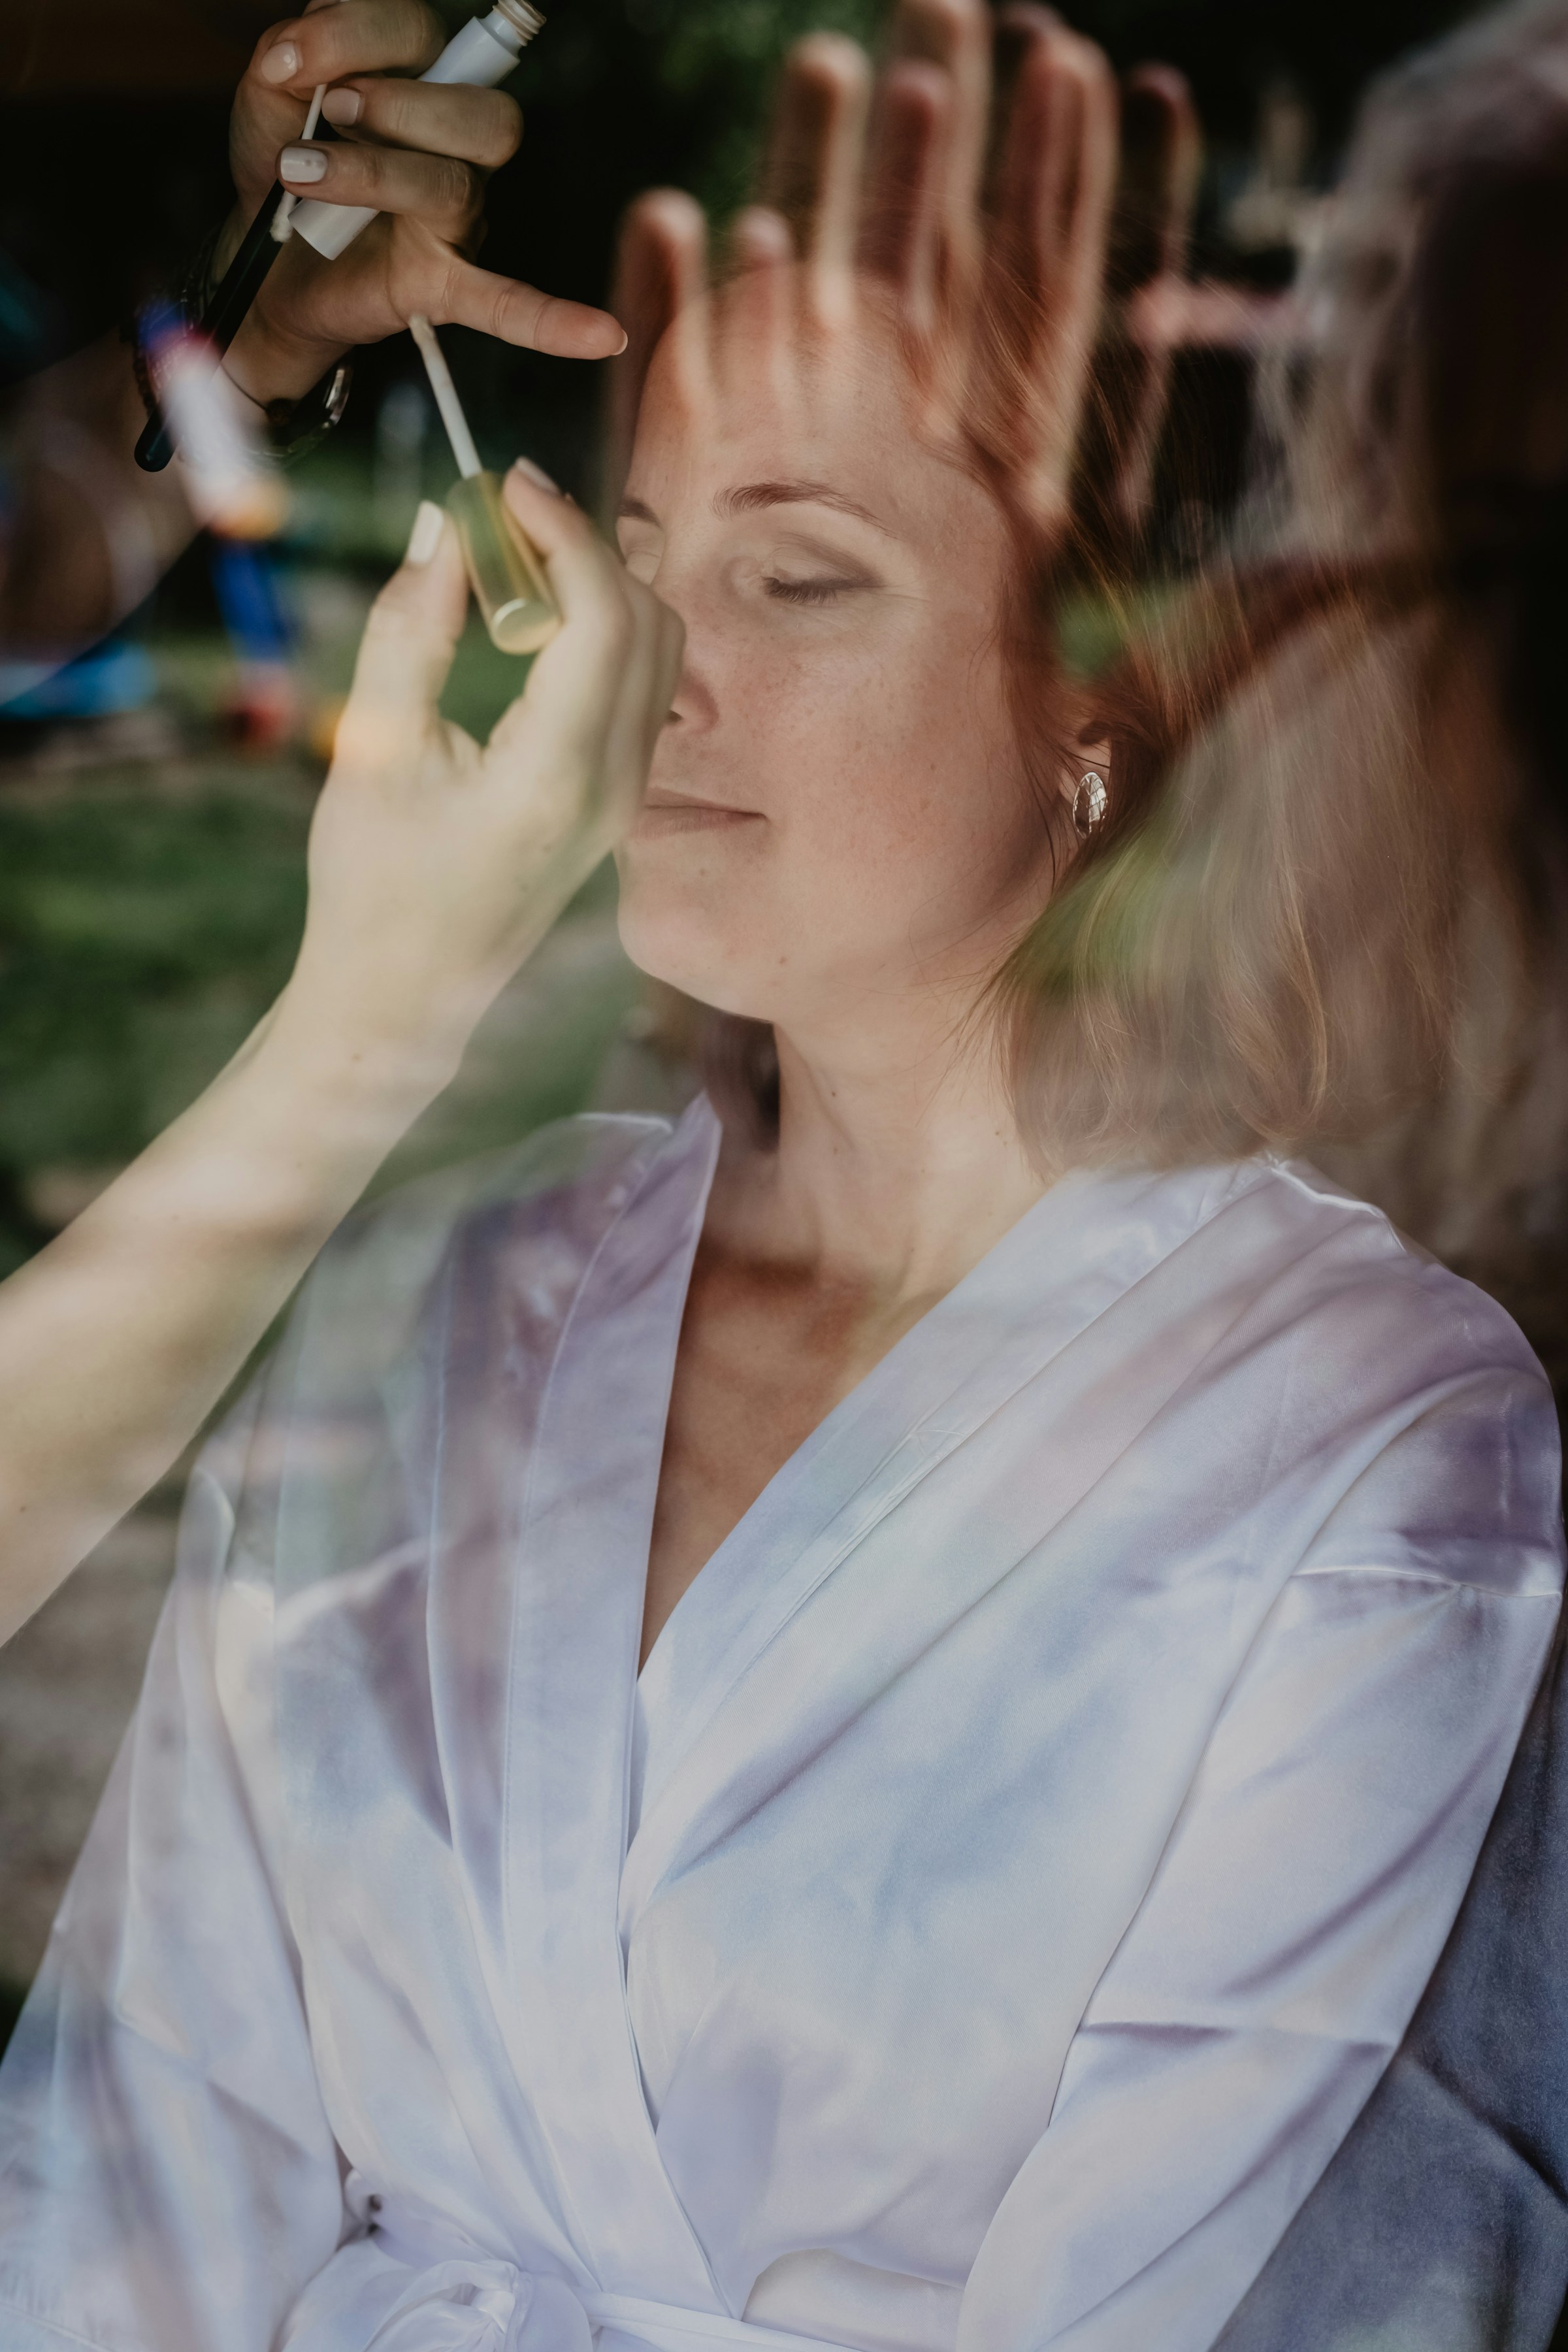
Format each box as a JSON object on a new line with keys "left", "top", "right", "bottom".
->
{"left": 717, "top": 480, "right": 893, "bottom": 534}
{"left": 616, "top": 481, "right": 894, "bottom": 535}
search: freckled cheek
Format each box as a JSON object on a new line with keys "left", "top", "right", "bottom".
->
{"left": 752, "top": 640, "right": 1005, "bottom": 864}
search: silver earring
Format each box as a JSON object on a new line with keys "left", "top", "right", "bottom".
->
{"left": 1073, "top": 771, "right": 1108, "bottom": 839}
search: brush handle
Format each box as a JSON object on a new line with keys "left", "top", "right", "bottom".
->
{"left": 133, "top": 188, "right": 295, "bottom": 473}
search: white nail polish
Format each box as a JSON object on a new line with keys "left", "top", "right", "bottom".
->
{"left": 320, "top": 85, "right": 362, "bottom": 125}
{"left": 405, "top": 501, "right": 446, "bottom": 566}
{"left": 280, "top": 144, "right": 328, "bottom": 183}
{"left": 259, "top": 39, "right": 300, "bottom": 82}
{"left": 509, "top": 456, "right": 562, "bottom": 496}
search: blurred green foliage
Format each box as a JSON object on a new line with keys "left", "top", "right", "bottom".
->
{"left": 0, "top": 778, "right": 309, "bottom": 1272}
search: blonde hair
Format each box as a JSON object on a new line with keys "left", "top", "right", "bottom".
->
{"left": 996, "top": 0, "right": 1568, "bottom": 1176}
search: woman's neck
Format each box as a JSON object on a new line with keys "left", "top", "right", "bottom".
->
{"left": 705, "top": 1016, "right": 1049, "bottom": 1315}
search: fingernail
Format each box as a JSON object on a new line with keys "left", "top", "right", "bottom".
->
{"left": 510, "top": 455, "right": 562, "bottom": 495}
{"left": 280, "top": 144, "right": 328, "bottom": 182}
{"left": 405, "top": 500, "right": 446, "bottom": 566}
{"left": 320, "top": 85, "right": 362, "bottom": 125}
{"left": 259, "top": 39, "right": 301, "bottom": 82}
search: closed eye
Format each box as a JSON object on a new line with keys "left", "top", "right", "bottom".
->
{"left": 764, "top": 575, "right": 869, "bottom": 605}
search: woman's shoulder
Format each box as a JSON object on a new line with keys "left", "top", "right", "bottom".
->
{"left": 1180, "top": 1155, "right": 1564, "bottom": 1597}
{"left": 1193, "top": 1152, "right": 1550, "bottom": 1376}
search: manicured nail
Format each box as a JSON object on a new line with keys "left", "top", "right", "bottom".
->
{"left": 280, "top": 144, "right": 328, "bottom": 182}
{"left": 259, "top": 39, "right": 301, "bottom": 82}
{"left": 405, "top": 500, "right": 446, "bottom": 566}
{"left": 510, "top": 455, "right": 562, "bottom": 495}
{"left": 320, "top": 85, "right": 362, "bottom": 125}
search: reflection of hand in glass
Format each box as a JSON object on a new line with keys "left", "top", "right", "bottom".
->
{"left": 0, "top": 471, "right": 681, "bottom": 1650}
{"left": 603, "top": 0, "right": 1196, "bottom": 565}
{"left": 228, "top": 0, "right": 625, "bottom": 410}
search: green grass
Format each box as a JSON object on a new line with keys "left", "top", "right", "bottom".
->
{"left": 0, "top": 770, "right": 314, "bottom": 1271}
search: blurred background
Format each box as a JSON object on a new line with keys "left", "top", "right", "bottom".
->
{"left": 0, "top": 0, "right": 1494, "bottom": 2033}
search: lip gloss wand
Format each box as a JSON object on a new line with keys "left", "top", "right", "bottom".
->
{"left": 408, "top": 314, "right": 560, "bottom": 655}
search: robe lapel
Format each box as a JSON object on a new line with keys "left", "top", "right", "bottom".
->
{"left": 487, "top": 1100, "right": 724, "bottom": 2302}
{"left": 622, "top": 1154, "right": 1269, "bottom": 1929}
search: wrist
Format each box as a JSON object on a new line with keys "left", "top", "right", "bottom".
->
{"left": 225, "top": 309, "right": 346, "bottom": 410}
{"left": 256, "top": 972, "right": 475, "bottom": 1128}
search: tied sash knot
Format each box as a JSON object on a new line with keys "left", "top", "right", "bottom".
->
{"left": 280, "top": 2185, "right": 858, "bottom": 2352}
{"left": 359, "top": 2261, "right": 592, "bottom": 2352}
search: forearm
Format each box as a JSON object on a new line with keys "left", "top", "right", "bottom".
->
{"left": 0, "top": 985, "right": 456, "bottom": 1646}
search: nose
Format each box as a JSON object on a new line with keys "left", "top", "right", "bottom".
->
{"left": 662, "top": 621, "right": 718, "bottom": 734}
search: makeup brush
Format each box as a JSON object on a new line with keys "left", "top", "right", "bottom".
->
{"left": 408, "top": 312, "right": 560, "bottom": 654}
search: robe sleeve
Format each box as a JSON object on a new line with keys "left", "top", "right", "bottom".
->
{"left": 0, "top": 1384, "right": 348, "bottom": 2352}
{"left": 957, "top": 1365, "right": 1563, "bottom": 2352}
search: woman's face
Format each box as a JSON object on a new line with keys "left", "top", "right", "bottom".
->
{"left": 613, "top": 300, "right": 1065, "bottom": 1049}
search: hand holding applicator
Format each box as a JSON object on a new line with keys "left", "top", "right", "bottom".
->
{"left": 409, "top": 314, "right": 560, "bottom": 654}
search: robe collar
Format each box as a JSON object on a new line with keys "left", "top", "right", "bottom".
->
{"left": 442, "top": 1099, "right": 1259, "bottom": 2300}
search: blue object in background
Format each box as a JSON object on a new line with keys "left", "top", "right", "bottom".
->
{"left": 0, "top": 638, "right": 157, "bottom": 720}
{"left": 210, "top": 542, "right": 292, "bottom": 666}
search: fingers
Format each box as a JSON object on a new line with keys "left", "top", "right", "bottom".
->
{"left": 486, "top": 469, "right": 645, "bottom": 769}
{"left": 989, "top": 13, "right": 1117, "bottom": 306}
{"left": 600, "top": 191, "right": 711, "bottom": 515}
{"left": 434, "top": 257, "right": 627, "bottom": 361}
{"left": 318, "top": 78, "right": 522, "bottom": 172}
{"left": 717, "top": 208, "right": 796, "bottom": 411}
{"left": 760, "top": 33, "right": 872, "bottom": 301}
{"left": 1073, "top": 66, "right": 1200, "bottom": 561}
{"left": 486, "top": 468, "right": 685, "bottom": 840}
{"left": 338, "top": 504, "right": 469, "bottom": 770}
{"left": 498, "top": 467, "right": 629, "bottom": 638}
{"left": 249, "top": 0, "right": 443, "bottom": 96}
{"left": 1107, "top": 67, "right": 1200, "bottom": 297}
{"left": 280, "top": 140, "right": 483, "bottom": 244}
{"left": 859, "top": 59, "right": 952, "bottom": 333}
{"left": 885, "top": 0, "right": 991, "bottom": 295}
{"left": 981, "top": 12, "right": 1118, "bottom": 533}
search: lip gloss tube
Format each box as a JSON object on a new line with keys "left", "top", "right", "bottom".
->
{"left": 409, "top": 314, "right": 560, "bottom": 656}
{"left": 289, "top": 1, "right": 544, "bottom": 261}
{"left": 447, "top": 471, "right": 559, "bottom": 654}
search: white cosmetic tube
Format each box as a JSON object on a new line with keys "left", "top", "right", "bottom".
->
{"left": 290, "top": 1, "right": 544, "bottom": 261}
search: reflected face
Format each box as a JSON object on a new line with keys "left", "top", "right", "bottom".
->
{"left": 613, "top": 304, "right": 1062, "bottom": 1046}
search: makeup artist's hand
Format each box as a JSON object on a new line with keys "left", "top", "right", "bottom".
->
{"left": 221, "top": 0, "right": 624, "bottom": 408}
{"left": 0, "top": 469, "right": 676, "bottom": 1652}
{"left": 284, "top": 467, "right": 681, "bottom": 1070}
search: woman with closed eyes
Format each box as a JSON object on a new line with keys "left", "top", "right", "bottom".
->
{"left": 0, "top": 8, "right": 1560, "bottom": 2352}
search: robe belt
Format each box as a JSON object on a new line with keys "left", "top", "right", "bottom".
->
{"left": 280, "top": 2182, "right": 863, "bottom": 2352}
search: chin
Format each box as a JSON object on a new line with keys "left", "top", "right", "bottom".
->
{"left": 615, "top": 864, "right": 781, "bottom": 1024}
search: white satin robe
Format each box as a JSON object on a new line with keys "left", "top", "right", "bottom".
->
{"left": 0, "top": 1100, "right": 1561, "bottom": 2352}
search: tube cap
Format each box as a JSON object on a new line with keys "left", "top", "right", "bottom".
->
{"left": 447, "top": 470, "right": 561, "bottom": 655}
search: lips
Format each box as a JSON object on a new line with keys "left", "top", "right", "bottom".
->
{"left": 631, "top": 790, "right": 764, "bottom": 836}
